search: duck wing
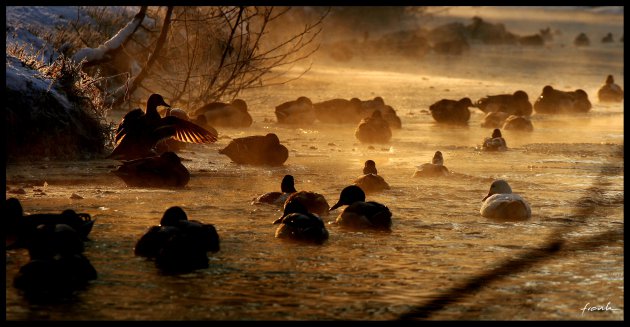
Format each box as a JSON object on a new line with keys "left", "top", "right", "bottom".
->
{"left": 114, "top": 108, "right": 146, "bottom": 145}
{"left": 162, "top": 116, "right": 218, "bottom": 144}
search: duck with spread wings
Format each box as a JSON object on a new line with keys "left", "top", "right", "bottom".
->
{"left": 108, "top": 94, "right": 218, "bottom": 160}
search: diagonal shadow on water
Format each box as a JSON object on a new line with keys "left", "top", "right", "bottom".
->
{"left": 398, "top": 144, "right": 624, "bottom": 320}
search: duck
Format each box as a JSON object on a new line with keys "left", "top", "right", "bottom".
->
{"left": 502, "top": 115, "right": 534, "bottom": 132}
{"left": 134, "top": 206, "right": 220, "bottom": 273}
{"left": 353, "top": 160, "right": 390, "bottom": 194}
{"left": 597, "top": 75, "right": 624, "bottom": 103}
{"left": 108, "top": 94, "right": 217, "bottom": 160}
{"left": 252, "top": 174, "right": 298, "bottom": 206}
{"left": 355, "top": 110, "right": 392, "bottom": 144}
{"left": 313, "top": 98, "right": 363, "bottom": 124}
{"left": 359, "top": 97, "right": 402, "bottom": 129}
{"left": 475, "top": 90, "right": 533, "bottom": 116}
{"left": 480, "top": 111, "right": 511, "bottom": 129}
{"left": 272, "top": 200, "right": 329, "bottom": 244}
{"left": 429, "top": 97, "right": 473, "bottom": 124}
{"left": 413, "top": 151, "right": 450, "bottom": 177}
{"left": 111, "top": 151, "right": 190, "bottom": 188}
{"left": 192, "top": 99, "right": 253, "bottom": 128}
{"left": 275, "top": 96, "right": 316, "bottom": 125}
{"left": 218, "top": 133, "right": 289, "bottom": 166}
{"left": 574, "top": 32, "right": 590, "bottom": 47}
{"left": 480, "top": 179, "right": 531, "bottom": 221}
{"left": 278, "top": 190, "right": 331, "bottom": 219}
{"left": 534, "top": 86, "right": 592, "bottom": 114}
{"left": 533, "top": 85, "right": 574, "bottom": 114}
{"left": 482, "top": 128, "right": 508, "bottom": 151}
{"left": 5, "top": 197, "right": 95, "bottom": 249}
{"left": 13, "top": 223, "right": 97, "bottom": 299}
{"left": 601, "top": 32, "right": 614, "bottom": 43}
{"left": 329, "top": 185, "right": 392, "bottom": 231}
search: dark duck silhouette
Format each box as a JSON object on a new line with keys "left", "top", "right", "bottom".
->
{"left": 192, "top": 99, "right": 253, "bottom": 128}
{"left": 275, "top": 96, "right": 316, "bottom": 125}
{"left": 597, "top": 75, "right": 624, "bottom": 103}
{"left": 219, "top": 133, "right": 289, "bottom": 166}
{"left": 313, "top": 98, "right": 363, "bottom": 124}
{"left": 13, "top": 223, "right": 97, "bottom": 300}
{"left": 502, "top": 115, "right": 534, "bottom": 132}
{"left": 353, "top": 160, "right": 390, "bottom": 194}
{"left": 482, "top": 128, "right": 508, "bottom": 151}
{"left": 112, "top": 151, "right": 190, "bottom": 188}
{"left": 413, "top": 151, "right": 450, "bottom": 177}
{"left": 534, "top": 86, "right": 592, "bottom": 113}
{"left": 108, "top": 94, "right": 217, "bottom": 160}
{"left": 278, "top": 190, "right": 331, "bottom": 219}
{"left": 252, "top": 174, "right": 298, "bottom": 206}
{"left": 476, "top": 90, "right": 533, "bottom": 116}
{"left": 272, "top": 200, "right": 329, "bottom": 244}
{"left": 329, "top": 185, "right": 393, "bottom": 231}
{"left": 355, "top": 110, "right": 392, "bottom": 144}
{"left": 5, "top": 197, "right": 95, "bottom": 249}
{"left": 429, "top": 97, "right": 473, "bottom": 124}
{"left": 134, "top": 206, "right": 220, "bottom": 273}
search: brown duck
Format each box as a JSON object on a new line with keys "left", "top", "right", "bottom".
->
{"left": 108, "top": 94, "right": 217, "bottom": 160}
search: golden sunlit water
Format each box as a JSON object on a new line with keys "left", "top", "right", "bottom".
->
{"left": 5, "top": 8, "right": 624, "bottom": 321}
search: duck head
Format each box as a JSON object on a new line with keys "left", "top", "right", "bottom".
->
{"left": 148, "top": 94, "right": 171, "bottom": 108}
{"left": 160, "top": 206, "right": 188, "bottom": 226}
{"left": 458, "top": 97, "right": 473, "bottom": 107}
{"left": 542, "top": 85, "right": 554, "bottom": 96}
{"left": 330, "top": 185, "right": 366, "bottom": 210}
{"left": 231, "top": 99, "right": 248, "bottom": 112}
{"left": 265, "top": 133, "right": 281, "bottom": 145}
{"left": 513, "top": 90, "right": 529, "bottom": 101}
{"left": 363, "top": 160, "right": 377, "bottom": 175}
{"left": 606, "top": 75, "right": 614, "bottom": 84}
{"left": 492, "top": 128, "right": 502, "bottom": 138}
{"left": 483, "top": 179, "right": 513, "bottom": 201}
{"left": 432, "top": 151, "right": 444, "bottom": 165}
{"left": 274, "top": 199, "right": 309, "bottom": 225}
{"left": 280, "top": 175, "right": 297, "bottom": 193}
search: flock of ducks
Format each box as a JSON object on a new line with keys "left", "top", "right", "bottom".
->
{"left": 5, "top": 73, "right": 623, "bottom": 299}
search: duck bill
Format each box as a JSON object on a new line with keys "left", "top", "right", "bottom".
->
{"left": 330, "top": 201, "right": 343, "bottom": 211}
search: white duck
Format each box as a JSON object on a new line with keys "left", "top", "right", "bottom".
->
{"left": 480, "top": 179, "right": 531, "bottom": 221}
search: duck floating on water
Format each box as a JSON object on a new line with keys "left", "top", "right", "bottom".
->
{"left": 482, "top": 128, "right": 508, "bottom": 151}
{"left": 502, "top": 115, "right": 534, "bottom": 132}
{"left": 329, "top": 185, "right": 392, "bottom": 231}
{"left": 355, "top": 110, "right": 392, "bottom": 144}
{"left": 480, "top": 179, "right": 531, "bottom": 221}
{"left": 597, "top": 75, "right": 624, "bottom": 103}
{"left": 134, "top": 206, "right": 220, "bottom": 273}
{"left": 354, "top": 160, "right": 390, "bottom": 193}
{"left": 313, "top": 98, "right": 363, "bottom": 124}
{"left": 108, "top": 94, "right": 217, "bottom": 160}
{"left": 413, "top": 151, "right": 450, "bottom": 177}
{"left": 273, "top": 200, "right": 329, "bottom": 244}
{"left": 275, "top": 96, "right": 316, "bottom": 125}
{"left": 219, "top": 133, "right": 289, "bottom": 166}
{"left": 192, "top": 99, "right": 253, "bottom": 128}
{"left": 253, "top": 174, "right": 298, "bottom": 207}
{"left": 5, "top": 197, "right": 95, "bottom": 249}
{"left": 112, "top": 151, "right": 190, "bottom": 188}
{"left": 429, "top": 97, "right": 473, "bottom": 124}
{"left": 534, "top": 86, "right": 592, "bottom": 114}
{"left": 476, "top": 90, "right": 533, "bottom": 116}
